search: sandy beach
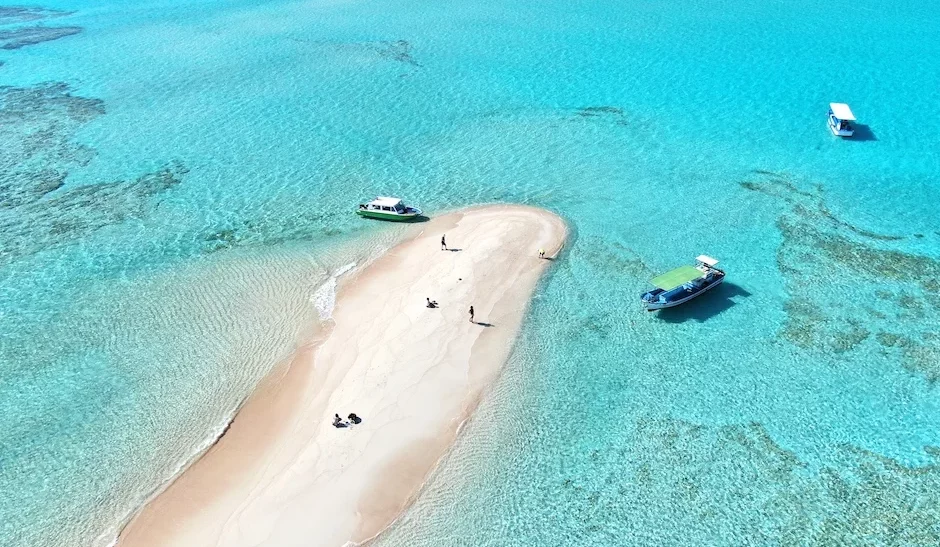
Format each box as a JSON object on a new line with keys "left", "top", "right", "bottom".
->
{"left": 118, "top": 205, "right": 566, "bottom": 547}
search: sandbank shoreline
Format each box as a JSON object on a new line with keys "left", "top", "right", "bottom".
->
{"left": 118, "top": 205, "right": 566, "bottom": 547}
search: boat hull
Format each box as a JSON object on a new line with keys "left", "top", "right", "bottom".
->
{"left": 643, "top": 275, "right": 724, "bottom": 311}
{"left": 356, "top": 209, "right": 422, "bottom": 222}
{"left": 828, "top": 120, "right": 854, "bottom": 137}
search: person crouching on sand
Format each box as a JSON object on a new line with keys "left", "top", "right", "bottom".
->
{"left": 332, "top": 414, "right": 344, "bottom": 428}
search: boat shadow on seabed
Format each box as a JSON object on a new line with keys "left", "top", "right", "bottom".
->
{"left": 655, "top": 282, "right": 751, "bottom": 323}
{"left": 847, "top": 123, "right": 878, "bottom": 142}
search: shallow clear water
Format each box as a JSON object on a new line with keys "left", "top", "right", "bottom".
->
{"left": 1, "top": 0, "right": 939, "bottom": 544}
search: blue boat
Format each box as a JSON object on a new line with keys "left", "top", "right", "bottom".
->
{"left": 641, "top": 255, "right": 725, "bottom": 311}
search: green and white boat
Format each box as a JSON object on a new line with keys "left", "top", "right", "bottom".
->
{"left": 641, "top": 255, "right": 725, "bottom": 311}
{"left": 356, "top": 197, "right": 423, "bottom": 221}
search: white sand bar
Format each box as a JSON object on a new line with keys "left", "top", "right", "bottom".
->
{"left": 119, "top": 205, "right": 567, "bottom": 547}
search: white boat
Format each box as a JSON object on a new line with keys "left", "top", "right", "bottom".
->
{"left": 356, "top": 196, "right": 423, "bottom": 221}
{"left": 640, "top": 255, "right": 725, "bottom": 311}
{"left": 828, "top": 103, "right": 856, "bottom": 137}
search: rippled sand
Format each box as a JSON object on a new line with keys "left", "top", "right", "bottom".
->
{"left": 118, "top": 206, "right": 566, "bottom": 547}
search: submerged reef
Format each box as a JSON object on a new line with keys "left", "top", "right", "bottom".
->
{"left": 0, "top": 5, "right": 80, "bottom": 49}
{"left": 0, "top": 163, "right": 187, "bottom": 264}
{"left": 554, "top": 416, "right": 940, "bottom": 545}
{"left": 574, "top": 106, "right": 628, "bottom": 125}
{"left": 0, "top": 25, "right": 80, "bottom": 49}
{"left": 0, "top": 82, "right": 104, "bottom": 209}
{"left": 371, "top": 40, "right": 420, "bottom": 67}
{"left": 0, "top": 82, "right": 186, "bottom": 265}
{"left": 0, "top": 7, "right": 72, "bottom": 23}
{"left": 292, "top": 38, "right": 422, "bottom": 73}
{"left": 741, "top": 171, "right": 940, "bottom": 381}
{"left": 199, "top": 207, "right": 346, "bottom": 255}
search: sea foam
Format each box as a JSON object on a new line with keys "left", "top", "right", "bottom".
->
{"left": 311, "top": 262, "right": 357, "bottom": 320}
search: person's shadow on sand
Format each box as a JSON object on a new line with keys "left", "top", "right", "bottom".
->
{"left": 475, "top": 322, "right": 495, "bottom": 327}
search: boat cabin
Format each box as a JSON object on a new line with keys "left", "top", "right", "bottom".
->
{"left": 828, "top": 103, "right": 856, "bottom": 137}
{"left": 361, "top": 196, "right": 407, "bottom": 214}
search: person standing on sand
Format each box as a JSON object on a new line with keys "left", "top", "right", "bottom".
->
{"left": 539, "top": 248, "right": 545, "bottom": 259}
{"left": 441, "top": 234, "right": 447, "bottom": 251}
{"left": 469, "top": 305, "right": 474, "bottom": 323}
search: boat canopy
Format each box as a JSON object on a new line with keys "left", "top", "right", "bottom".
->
{"left": 371, "top": 196, "right": 403, "bottom": 207}
{"left": 829, "top": 103, "right": 856, "bottom": 121}
{"left": 696, "top": 255, "right": 719, "bottom": 267}
{"left": 650, "top": 265, "right": 704, "bottom": 291}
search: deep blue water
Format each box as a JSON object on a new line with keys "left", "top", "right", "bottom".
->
{"left": 1, "top": 0, "right": 939, "bottom": 544}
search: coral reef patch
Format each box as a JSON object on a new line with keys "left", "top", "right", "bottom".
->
{"left": 291, "top": 38, "right": 422, "bottom": 70}
{"left": 0, "top": 6, "right": 71, "bottom": 24}
{"left": 741, "top": 170, "right": 940, "bottom": 380}
{"left": 0, "top": 5, "right": 80, "bottom": 49}
{"left": 0, "top": 82, "right": 186, "bottom": 265}
{"left": 553, "top": 416, "right": 940, "bottom": 544}
{"left": 574, "top": 106, "right": 628, "bottom": 125}
{"left": 371, "top": 40, "right": 420, "bottom": 67}
{"left": 0, "top": 82, "right": 104, "bottom": 209}
{"left": 0, "top": 25, "right": 81, "bottom": 49}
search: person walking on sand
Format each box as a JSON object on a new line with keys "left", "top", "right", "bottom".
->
{"left": 469, "top": 305, "right": 474, "bottom": 323}
{"left": 441, "top": 234, "right": 447, "bottom": 251}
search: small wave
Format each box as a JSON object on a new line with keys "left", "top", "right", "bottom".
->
{"left": 98, "top": 407, "right": 239, "bottom": 547}
{"left": 311, "top": 262, "right": 357, "bottom": 320}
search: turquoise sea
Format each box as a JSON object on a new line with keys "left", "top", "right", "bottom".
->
{"left": 2, "top": 0, "right": 939, "bottom": 545}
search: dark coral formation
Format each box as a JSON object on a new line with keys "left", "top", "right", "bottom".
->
{"left": 371, "top": 40, "right": 420, "bottom": 67}
{"left": 575, "top": 106, "right": 628, "bottom": 125}
{"left": 741, "top": 171, "right": 940, "bottom": 380}
{"left": 0, "top": 6, "right": 71, "bottom": 23}
{"left": 0, "top": 25, "right": 81, "bottom": 50}
{"left": 198, "top": 205, "right": 348, "bottom": 255}
{"left": 557, "top": 416, "right": 940, "bottom": 544}
{"left": 0, "top": 5, "right": 80, "bottom": 49}
{"left": 0, "top": 82, "right": 103, "bottom": 209}
{"left": 292, "top": 38, "right": 422, "bottom": 70}
{"left": 0, "top": 163, "right": 187, "bottom": 263}
{"left": 576, "top": 106, "right": 624, "bottom": 116}
{"left": 0, "top": 82, "right": 186, "bottom": 265}
{"left": 575, "top": 234, "right": 652, "bottom": 278}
